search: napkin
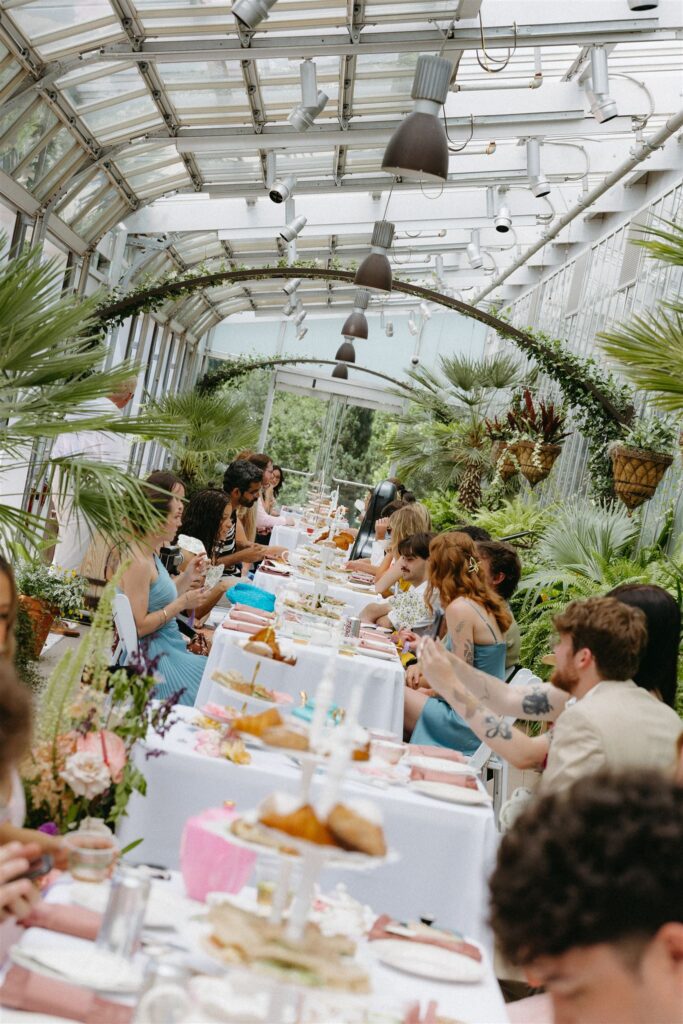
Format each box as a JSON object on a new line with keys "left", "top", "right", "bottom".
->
{"left": 359, "top": 638, "right": 396, "bottom": 654}
{"left": 368, "top": 914, "right": 482, "bottom": 961}
{"left": 409, "top": 766, "right": 478, "bottom": 790}
{"left": 21, "top": 902, "right": 101, "bottom": 941}
{"left": 221, "top": 619, "right": 261, "bottom": 635}
{"left": 229, "top": 609, "right": 273, "bottom": 625}
{"left": 0, "top": 966, "right": 133, "bottom": 1023}
{"left": 408, "top": 745, "right": 467, "bottom": 763}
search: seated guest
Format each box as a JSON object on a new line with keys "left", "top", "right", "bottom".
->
{"left": 119, "top": 471, "right": 208, "bottom": 706}
{"left": 419, "top": 592, "right": 683, "bottom": 785}
{"left": 406, "top": 531, "right": 510, "bottom": 752}
{"left": 346, "top": 497, "right": 405, "bottom": 573}
{"left": 229, "top": 453, "right": 289, "bottom": 563}
{"left": 246, "top": 451, "right": 294, "bottom": 546}
{"left": 270, "top": 465, "right": 285, "bottom": 512}
{"left": 477, "top": 541, "right": 522, "bottom": 672}
{"left": 489, "top": 771, "right": 683, "bottom": 1024}
{"left": 177, "top": 488, "right": 240, "bottom": 621}
{"left": 360, "top": 532, "right": 434, "bottom": 631}
{"left": 353, "top": 503, "right": 432, "bottom": 586}
{"left": 217, "top": 460, "right": 270, "bottom": 572}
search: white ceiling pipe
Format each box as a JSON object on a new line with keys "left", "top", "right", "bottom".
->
{"left": 472, "top": 107, "right": 683, "bottom": 305}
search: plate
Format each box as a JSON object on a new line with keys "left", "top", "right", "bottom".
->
{"left": 370, "top": 938, "right": 484, "bottom": 983}
{"left": 10, "top": 945, "right": 144, "bottom": 993}
{"left": 403, "top": 755, "right": 477, "bottom": 776}
{"left": 409, "top": 781, "right": 491, "bottom": 806}
{"left": 211, "top": 675, "right": 294, "bottom": 708}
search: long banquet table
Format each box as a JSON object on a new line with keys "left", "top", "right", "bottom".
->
{"left": 1, "top": 872, "right": 508, "bottom": 1024}
{"left": 118, "top": 707, "right": 499, "bottom": 951}
{"left": 196, "top": 621, "right": 406, "bottom": 736}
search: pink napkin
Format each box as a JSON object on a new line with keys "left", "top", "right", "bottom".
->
{"left": 259, "top": 565, "right": 291, "bottom": 577}
{"left": 233, "top": 604, "right": 275, "bottom": 619}
{"left": 409, "top": 766, "right": 478, "bottom": 789}
{"left": 359, "top": 638, "right": 396, "bottom": 654}
{"left": 221, "top": 619, "right": 261, "bottom": 635}
{"left": 21, "top": 903, "right": 101, "bottom": 941}
{"left": 409, "top": 745, "right": 467, "bottom": 763}
{"left": 0, "top": 966, "right": 133, "bottom": 1023}
{"left": 368, "top": 914, "right": 482, "bottom": 961}
{"left": 229, "top": 609, "right": 273, "bottom": 625}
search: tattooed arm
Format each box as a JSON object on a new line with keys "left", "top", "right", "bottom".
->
{"left": 443, "top": 603, "right": 476, "bottom": 665}
{"left": 420, "top": 642, "right": 550, "bottom": 769}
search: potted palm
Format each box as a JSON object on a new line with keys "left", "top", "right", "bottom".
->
{"left": 608, "top": 417, "right": 677, "bottom": 511}
{"left": 484, "top": 415, "right": 518, "bottom": 481}
{"left": 15, "top": 563, "right": 87, "bottom": 656}
{"left": 506, "top": 390, "right": 569, "bottom": 486}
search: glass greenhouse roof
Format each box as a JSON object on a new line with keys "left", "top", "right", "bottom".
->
{"left": 0, "top": 0, "right": 680, "bottom": 334}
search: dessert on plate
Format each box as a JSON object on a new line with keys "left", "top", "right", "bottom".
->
{"left": 255, "top": 791, "right": 387, "bottom": 857}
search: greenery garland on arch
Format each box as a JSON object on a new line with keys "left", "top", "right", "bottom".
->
{"left": 95, "top": 265, "right": 636, "bottom": 498}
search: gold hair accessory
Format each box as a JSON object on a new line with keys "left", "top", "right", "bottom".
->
{"left": 467, "top": 556, "right": 479, "bottom": 575}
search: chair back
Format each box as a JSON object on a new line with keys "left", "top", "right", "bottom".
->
{"left": 348, "top": 480, "right": 397, "bottom": 561}
{"left": 112, "top": 592, "right": 139, "bottom": 666}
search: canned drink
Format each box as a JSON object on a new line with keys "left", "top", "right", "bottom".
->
{"left": 96, "top": 865, "right": 151, "bottom": 960}
{"left": 348, "top": 617, "right": 361, "bottom": 638}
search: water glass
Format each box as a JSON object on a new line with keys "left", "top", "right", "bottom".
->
{"left": 65, "top": 830, "right": 119, "bottom": 883}
{"left": 96, "top": 865, "right": 151, "bottom": 960}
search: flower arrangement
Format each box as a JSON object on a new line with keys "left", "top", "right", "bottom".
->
{"left": 506, "top": 389, "right": 570, "bottom": 446}
{"left": 15, "top": 563, "right": 87, "bottom": 617}
{"left": 22, "top": 581, "right": 180, "bottom": 831}
{"left": 484, "top": 415, "right": 513, "bottom": 443}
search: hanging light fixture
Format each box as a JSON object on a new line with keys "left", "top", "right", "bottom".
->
{"left": 385, "top": 320, "right": 394, "bottom": 338}
{"left": 332, "top": 363, "right": 348, "bottom": 379}
{"left": 269, "top": 174, "right": 296, "bottom": 203}
{"left": 340, "top": 288, "right": 370, "bottom": 340}
{"left": 294, "top": 310, "right": 307, "bottom": 327}
{"left": 283, "top": 299, "right": 297, "bottom": 316}
{"left": 466, "top": 230, "right": 483, "bottom": 269}
{"left": 335, "top": 340, "right": 356, "bottom": 362}
{"left": 288, "top": 60, "right": 329, "bottom": 131}
{"left": 586, "top": 46, "right": 618, "bottom": 123}
{"left": 420, "top": 301, "right": 432, "bottom": 320}
{"left": 381, "top": 55, "right": 453, "bottom": 182}
{"left": 296, "top": 326, "right": 308, "bottom": 340}
{"left": 231, "top": 0, "right": 277, "bottom": 30}
{"left": 627, "top": 0, "right": 658, "bottom": 8}
{"left": 407, "top": 311, "right": 419, "bottom": 336}
{"left": 354, "top": 221, "right": 395, "bottom": 293}
{"left": 526, "top": 138, "right": 551, "bottom": 197}
{"left": 279, "top": 215, "right": 306, "bottom": 241}
{"left": 283, "top": 278, "right": 301, "bottom": 295}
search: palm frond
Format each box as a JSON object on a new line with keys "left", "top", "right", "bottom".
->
{"left": 635, "top": 218, "right": 683, "bottom": 267}
{"left": 599, "top": 307, "right": 683, "bottom": 411}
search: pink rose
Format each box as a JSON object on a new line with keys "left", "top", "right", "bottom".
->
{"left": 76, "top": 730, "right": 127, "bottom": 784}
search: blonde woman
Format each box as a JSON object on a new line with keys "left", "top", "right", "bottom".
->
{"left": 372, "top": 503, "right": 432, "bottom": 593}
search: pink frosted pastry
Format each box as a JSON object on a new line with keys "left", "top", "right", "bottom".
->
{"left": 180, "top": 807, "right": 256, "bottom": 901}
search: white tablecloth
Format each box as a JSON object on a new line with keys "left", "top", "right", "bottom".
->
{"left": 118, "top": 708, "right": 499, "bottom": 953}
{"left": 270, "top": 524, "right": 311, "bottom": 551}
{"left": 253, "top": 569, "right": 376, "bottom": 618}
{"left": 197, "top": 624, "right": 405, "bottom": 735}
{"left": 2, "top": 871, "right": 507, "bottom": 1024}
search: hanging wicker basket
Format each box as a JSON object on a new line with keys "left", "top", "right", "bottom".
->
{"left": 610, "top": 444, "right": 673, "bottom": 511}
{"left": 491, "top": 440, "right": 518, "bottom": 482}
{"left": 514, "top": 440, "right": 562, "bottom": 487}
{"left": 18, "top": 594, "right": 57, "bottom": 656}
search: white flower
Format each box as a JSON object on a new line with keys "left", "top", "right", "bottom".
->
{"left": 61, "top": 751, "right": 112, "bottom": 800}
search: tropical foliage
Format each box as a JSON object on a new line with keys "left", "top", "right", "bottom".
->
{"left": 15, "top": 563, "right": 87, "bottom": 617}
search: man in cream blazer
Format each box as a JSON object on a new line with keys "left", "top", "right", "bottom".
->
{"left": 541, "top": 596, "right": 682, "bottom": 793}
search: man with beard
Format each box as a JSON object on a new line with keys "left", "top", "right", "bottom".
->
{"left": 215, "top": 459, "right": 267, "bottom": 575}
{"left": 418, "top": 595, "right": 682, "bottom": 790}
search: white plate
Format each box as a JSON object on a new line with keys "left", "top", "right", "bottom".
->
{"left": 10, "top": 945, "right": 144, "bottom": 993}
{"left": 409, "top": 780, "right": 491, "bottom": 806}
{"left": 403, "top": 755, "right": 477, "bottom": 776}
{"left": 370, "top": 938, "right": 484, "bottom": 983}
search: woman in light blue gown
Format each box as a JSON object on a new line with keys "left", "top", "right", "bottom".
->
{"left": 119, "top": 471, "right": 208, "bottom": 706}
{"left": 405, "top": 531, "right": 511, "bottom": 754}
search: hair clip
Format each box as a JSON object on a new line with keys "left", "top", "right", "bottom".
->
{"left": 467, "top": 556, "right": 479, "bottom": 575}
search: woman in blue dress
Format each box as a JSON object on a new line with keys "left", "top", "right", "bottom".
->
{"left": 119, "top": 471, "right": 208, "bottom": 706}
{"left": 405, "top": 531, "right": 511, "bottom": 754}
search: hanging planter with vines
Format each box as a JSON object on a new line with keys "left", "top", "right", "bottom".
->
{"left": 485, "top": 416, "right": 519, "bottom": 482}
{"left": 608, "top": 418, "right": 677, "bottom": 511}
{"left": 505, "top": 389, "right": 570, "bottom": 487}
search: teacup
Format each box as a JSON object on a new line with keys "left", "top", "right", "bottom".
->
{"left": 65, "top": 830, "right": 118, "bottom": 883}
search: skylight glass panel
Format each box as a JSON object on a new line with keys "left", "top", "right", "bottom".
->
{"left": 194, "top": 154, "right": 261, "bottom": 183}
{"left": 14, "top": 126, "right": 76, "bottom": 192}
{"left": 80, "top": 94, "right": 160, "bottom": 137}
{"left": 11, "top": 0, "right": 122, "bottom": 58}
{"left": 60, "top": 66, "right": 146, "bottom": 111}
{"left": 0, "top": 101, "right": 57, "bottom": 177}
{"left": 56, "top": 169, "right": 110, "bottom": 222}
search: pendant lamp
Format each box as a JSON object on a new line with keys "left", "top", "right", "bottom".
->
{"left": 335, "top": 340, "right": 356, "bottom": 363}
{"left": 332, "top": 363, "right": 348, "bottom": 379}
{"left": 354, "top": 223, "right": 394, "bottom": 293}
{"left": 382, "top": 55, "right": 453, "bottom": 182}
{"left": 340, "top": 288, "right": 370, "bottom": 339}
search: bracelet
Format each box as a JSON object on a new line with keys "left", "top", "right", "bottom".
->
{"left": 160, "top": 607, "right": 168, "bottom": 625}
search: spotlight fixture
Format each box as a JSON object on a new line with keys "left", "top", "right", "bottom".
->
{"left": 627, "top": 0, "right": 658, "bottom": 8}
{"left": 294, "top": 310, "right": 307, "bottom": 327}
{"left": 381, "top": 54, "right": 453, "bottom": 182}
{"left": 419, "top": 301, "right": 432, "bottom": 319}
{"left": 269, "top": 174, "right": 296, "bottom": 203}
{"left": 288, "top": 60, "right": 329, "bottom": 131}
{"left": 340, "top": 288, "right": 370, "bottom": 340}
{"left": 526, "top": 138, "right": 551, "bottom": 197}
{"left": 279, "top": 215, "right": 306, "bottom": 242}
{"left": 354, "top": 220, "right": 395, "bottom": 293}
{"left": 296, "top": 327, "right": 308, "bottom": 340}
{"left": 332, "top": 362, "right": 348, "bottom": 379}
{"left": 466, "top": 230, "right": 483, "bottom": 269}
{"left": 231, "top": 0, "right": 277, "bottom": 30}
{"left": 407, "top": 311, "right": 419, "bottom": 337}
{"left": 283, "top": 278, "right": 301, "bottom": 295}
{"left": 335, "top": 340, "right": 356, "bottom": 363}
{"left": 385, "top": 320, "right": 394, "bottom": 338}
{"left": 494, "top": 201, "right": 512, "bottom": 233}
{"left": 587, "top": 46, "right": 618, "bottom": 123}
{"left": 283, "top": 300, "right": 297, "bottom": 316}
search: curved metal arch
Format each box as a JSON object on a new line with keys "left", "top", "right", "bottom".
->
{"left": 95, "top": 265, "right": 630, "bottom": 425}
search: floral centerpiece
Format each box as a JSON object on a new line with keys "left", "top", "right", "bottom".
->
{"left": 15, "top": 562, "right": 87, "bottom": 655}
{"left": 22, "top": 581, "right": 180, "bottom": 831}
{"left": 608, "top": 416, "right": 677, "bottom": 511}
{"left": 506, "top": 389, "right": 569, "bottom": 486}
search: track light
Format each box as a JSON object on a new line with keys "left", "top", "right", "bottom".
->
{"left": 407, "top": 311, "right": 419, "bottom": 337}
{"left": 385, "top": 320, "right": 394, "bottom": 338}
{"left": 587, "top": 46, "right": 618, "bottom": 123}
{"left": 288, "top": 60, "right": 328, "bottom": 131}
{"left": 335, "top": 340, "right": 356, "bottom": 363}
{"left": 627, "top": 0, "right": 658, "bottom": 8}
{"left": 294, "top": 310, "right": 307, "bottom": 327}
{"left": 283, "top": 278, "right": 301, "bottom": 295}
{"left": 382, "top": 55, "right": 453, "bottom": 182}
{"left": 279, "top": 215, "right": 306, "bottom": 242}
{"left": 296, "top": 327, "right": 308, "bottom": 340}
{"left": 494, "top": 202, "right": 512, "bottom": 233}
{"left": 466, "top": 230, "right": 483, "bottom": 269}
{"left": 420, "top": 301, "right": 432, "bottom": 320}
{"left": 269, "top": 174, "right": 296, "bottom": 203}
{"left": 340, "top": 288, "right": 370, "bottom": 340}
{"left": 283, "top": 300, "right": 296, "bottom": 316}
{"left": 354, "top": 220, "right": 395, "bottom": 293}
{"left": 526, "top": 138, "right": 551, "bottom": 198}
{"left": 332, "top": 362, "right": 348, "bottom": 379}
{"left": 231, "top": 0, "right": 277, "bottom": 30}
